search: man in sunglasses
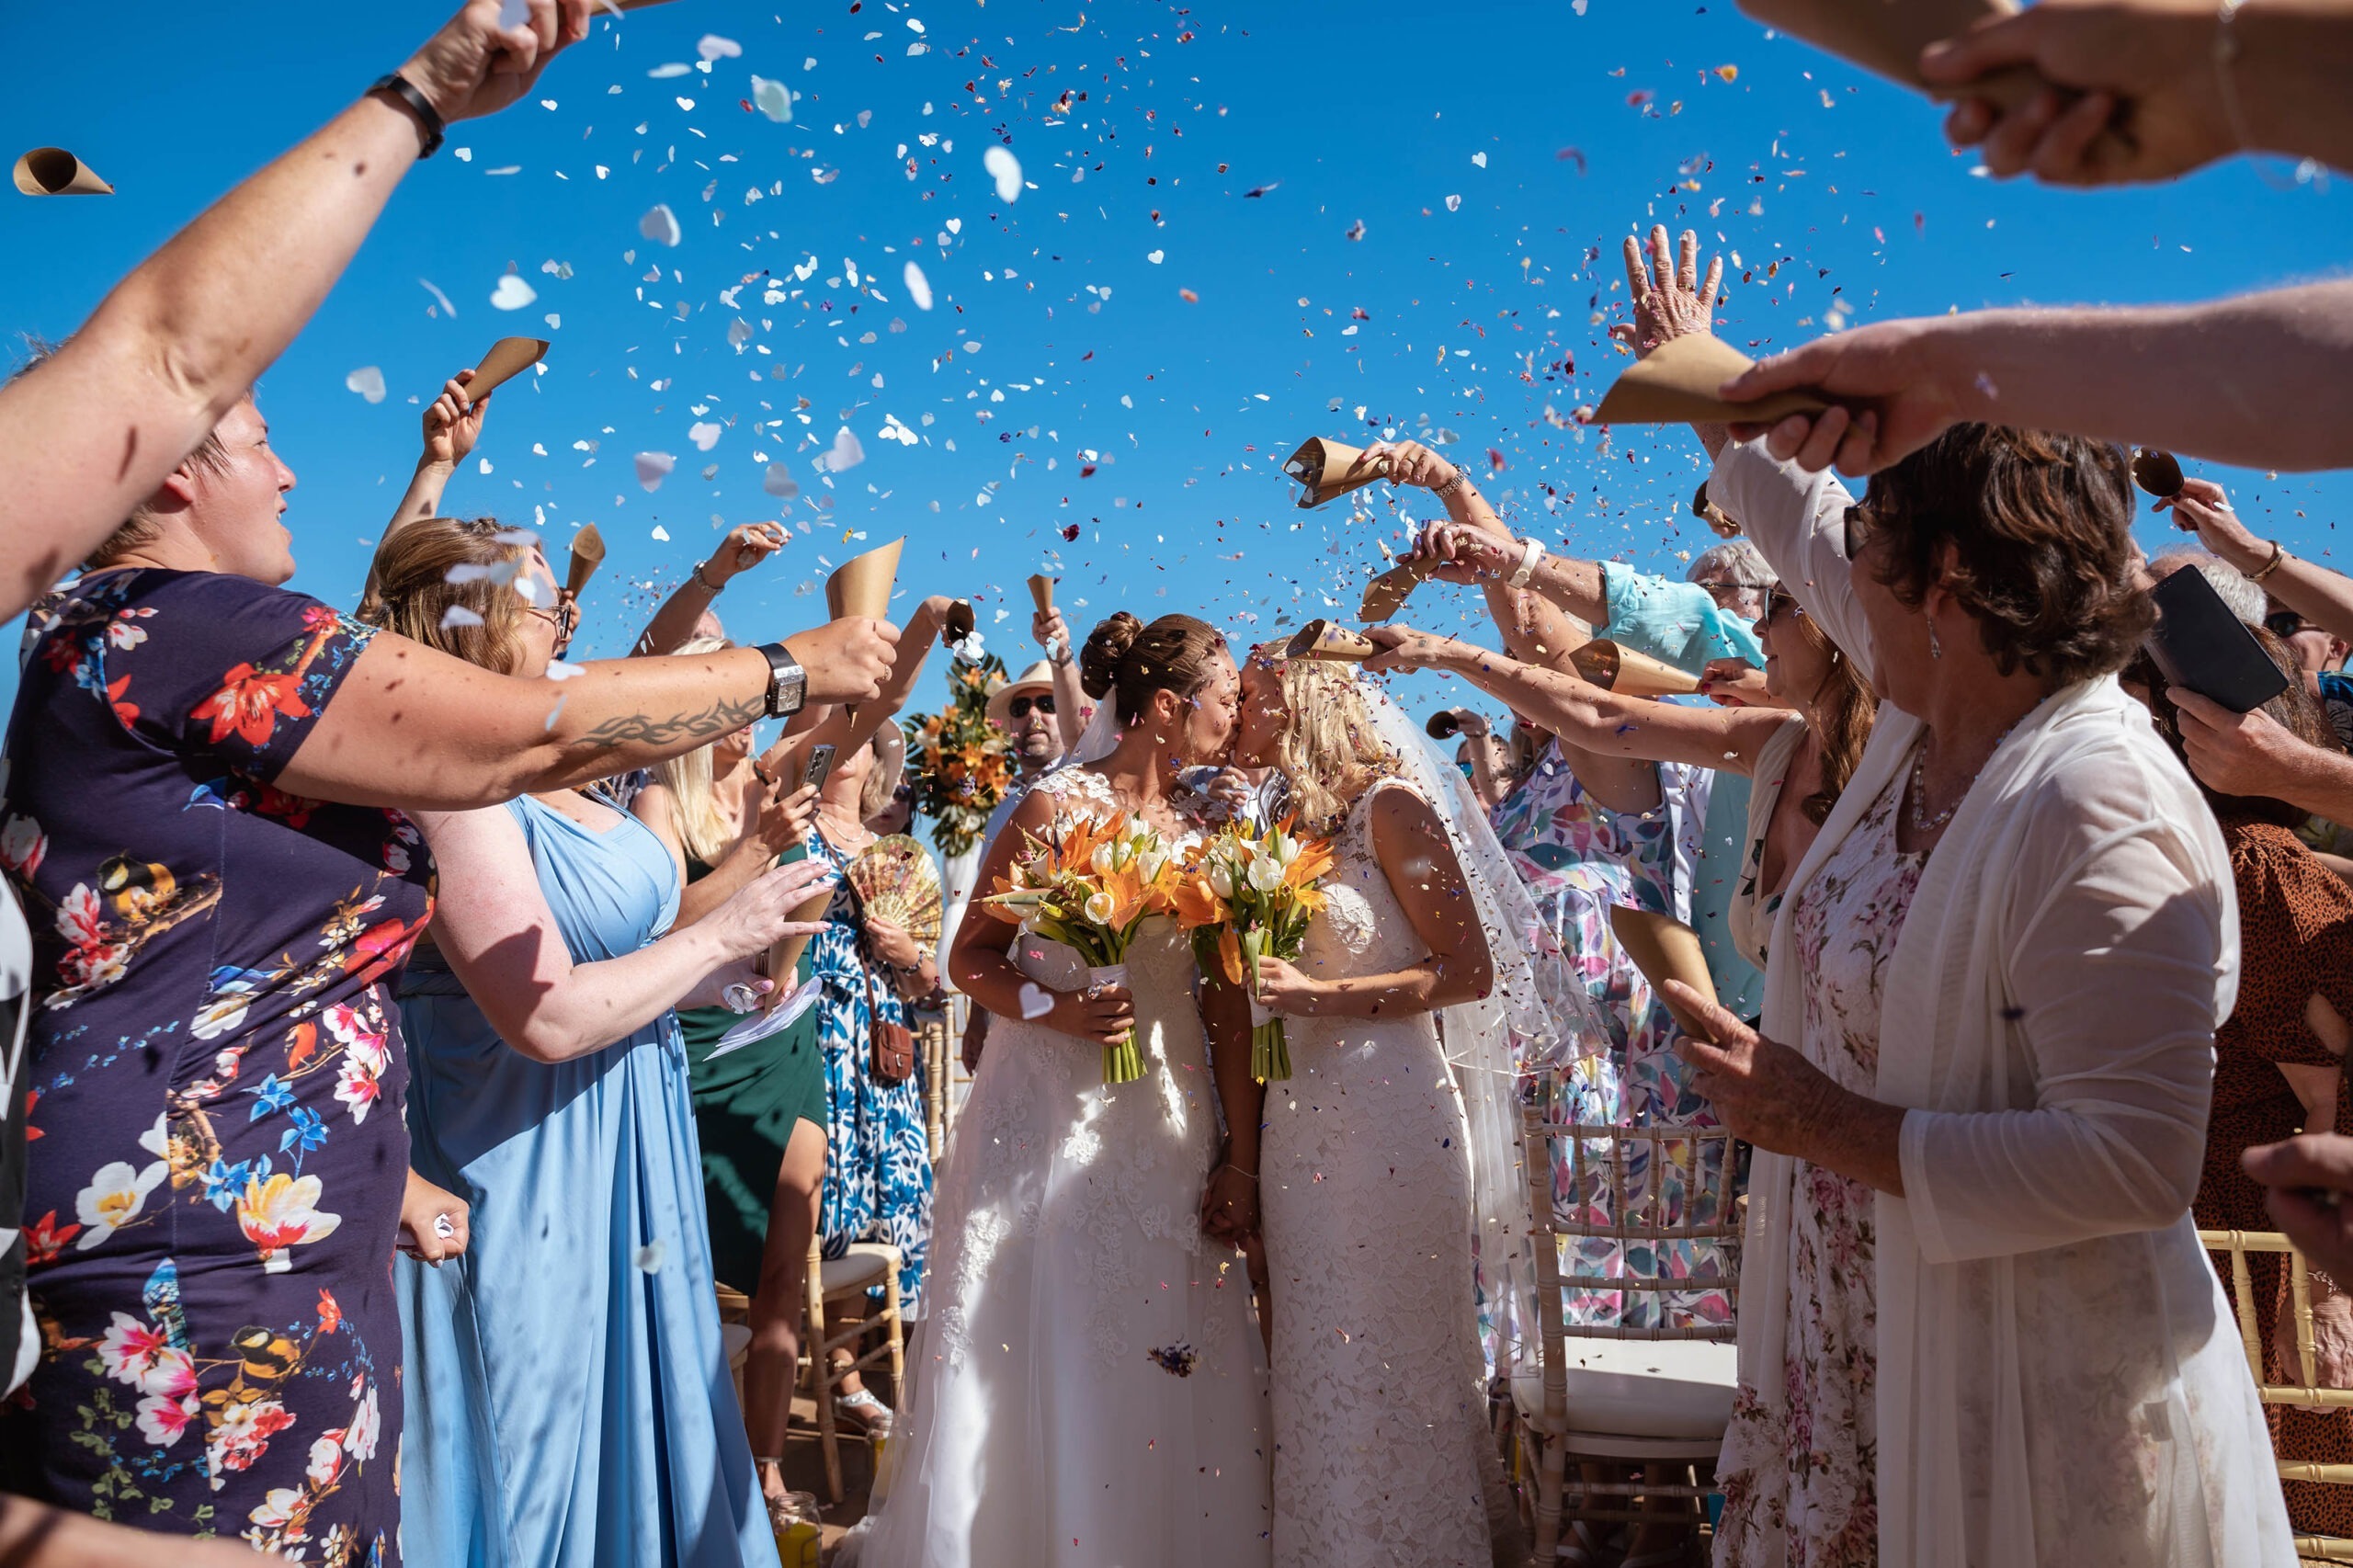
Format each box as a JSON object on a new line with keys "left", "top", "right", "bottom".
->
{"left": 962, "top": 663, "right": 1079, "bottom": 1072}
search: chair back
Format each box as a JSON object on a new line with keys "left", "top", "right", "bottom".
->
{"left": 1521, "top": 1102, "right": 1742, "bottom": 1345}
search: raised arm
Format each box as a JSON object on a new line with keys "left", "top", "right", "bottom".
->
{"left": 788, "top": 595, "right": 958, "bottom": 759}
{"left": 631, "top": 523, "right": 786, "bottom": 657}
{"left": 415, "top": 803, "right": 838, "bottom": 1061}
{"left": 1704, "top": 439, "right": 1877, "bottom": 687}
{"left": 1720, "top": 280, "right": 2353, "bottom": 477}
{"left": 1035, "top": 605, "right": 1090, "bottom": 751}
{"left": 1365, "top": 627, "right": 1787, "bottom": 778}
{"left": 358, "top": 373, "right": 492, "bottom": 619}
{"left": 277, "top": 618, "right": 896, "bottom": 812}
{"left": 1377, "top": 440, "right": 1589, "bottom": 666}
{"left": 2159, "top": 477, "right": 2353, "bottom": 647}
{"left": 0, "top": 0, "right": 590, "bottom": 620}
{"left": 635, "top": 774, "right": 818, "bottom": 931}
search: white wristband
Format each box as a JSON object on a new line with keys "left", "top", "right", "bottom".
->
{"left": 1508, "top": 537, "right": 1547, "bottom": 589}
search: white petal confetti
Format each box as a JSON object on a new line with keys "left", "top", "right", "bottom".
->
{"left": 815, "top": 427, "right": 865, "bottom": 473}
{"left": 750, "top": 76, "right": 793, "bottom": 122}
{"left": 1017, "top": 983, "right": 1054, "bottom": 1020}
{"left": 345, "top": 367, "right": 386, "bottom": 403}
{"left": 983, "top": 145, "right": 1022, "bottom": 203}
{"left": 634, "top": 451, "right": 676, "bottom": 491}
{"left": 633, "top": 1240, "right": 667, "bottom": 1274}
{"left": 763, "top": 464, "right": 801, "bottom": 499}
{"left": 648, "top": 62, "right": 692, "bottom": 79}
{"left": 439, "top": 605, "right": 484, "bottom": 630}
{"left": 489, "top": 274, "right": 537, "bottom": 311}
{"left": 688, "top": 421, "right": 723, "bottom": 451}
{"left": 697, "top": 33, "right": 741, "bottom": 62}
{"left": 418, "top": 278, "right": 458, "bottom": 317}
{"left": 903, "top": 260, "right": 933, "bottom": 311}
{"left": 639, "top": 203, "right": 682, "bottom": 247}
{"left": 650, "top": 525, "right": 671, "bottom": 542}
{"left": 544, "top": 659, "right": 585, "bottom": 682}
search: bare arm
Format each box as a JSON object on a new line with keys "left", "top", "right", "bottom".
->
{"left": 276, "top": 619, "right": 896, "bottom": 812}
{"left": 1035, "top": 607, "right": 1089, "bottom": 750}
{"left": 0, "top": 0, "right": 590, "bottom": 620}
{"left": 785, "top": 595, "right": 956, "bottom": 761}
{"left": 2173, "top": 687, "right": 2353, "bottom": 826}
{"left": 1199, "top": 969, "right": 1264, "bottom": 1247}
{"left": 0, "top": 1496, "right": 267, "bottom": 1568}
{"left": 358, "top": 374, "right": 492, "bottom": 619}
{"left": 631, "top": 523, "right": 786, "bottom": 657}
{"left": 633, "top": 778, "right": 816, "bottom": 930}
{"left": 1366, "top": 627, "right": 1785, "bottom": 778}
{"left": 1253, "top": 786, "right": 1495, "bottom": 1021}
{"left": 2159, "top": 477, "right": 2353, "bottom": 646}
{"left": 415, "top": 803, "right": 835, "bottom": 1061}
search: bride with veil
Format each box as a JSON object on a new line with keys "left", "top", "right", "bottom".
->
{"left": 1226, "top": 646, "right": 1568, "bottom": 1567}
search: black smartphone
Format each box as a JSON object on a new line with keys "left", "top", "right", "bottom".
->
{"left": 2146, "top": 566, "right": 2290, "bottom": 714}
{"left": 802, "top": 743, "right": 838, "bottom": 790}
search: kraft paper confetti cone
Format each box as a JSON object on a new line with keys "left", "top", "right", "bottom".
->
{"left": 1568, "top": 639, "right": 1703, "bottom": 699}
{"left": 1284, "top": 437, "right": 1391, "bottom": 509}
{"left": 1283, "top": 620, "right": 1376, "bottom": 663}
{"left": 466, "top": 336, "right": 550, "bottom": 399}
{"left": 1028, "top": 574, "right": 1056, "bottom": 615}
{"left": 1358, "top": 560, "right": 1433, "bottom": 623}
{"left": 1608, "top": 904, "right": 1721, "bottom": 1040}
{"left": 564, "top": 523, "right": 606, "bottom": 599}
{"left": 13, "top": 147, "right": 111, "bottom": 196}
{"left": 1590, "top": 334, "right": 1832, "bottom": 426}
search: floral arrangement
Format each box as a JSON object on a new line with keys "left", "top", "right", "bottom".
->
{"left": 1169, "top": 819, "right": 1336, "bottom": 1083}
{"left": 902, "top": 653, "right": 1013, "bottom": 858}
{"left": 982, "top": 810, "right": 1179, "bottom": 1085}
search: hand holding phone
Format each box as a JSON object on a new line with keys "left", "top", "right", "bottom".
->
{"left": 2146, "top": 566, "right": 2290, "bottom": 715}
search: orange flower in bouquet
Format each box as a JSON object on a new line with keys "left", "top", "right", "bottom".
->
{"left": 1178, "top": 817, "right": 1336, "bottom": 1081}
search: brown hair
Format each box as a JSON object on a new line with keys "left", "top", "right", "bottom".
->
{"left": 13, "top": 336, "right": 233, "bottom": 570}
{"left": 1859, "top": 424, "right": 2154, "bottom": 687}
{"left": 2132, "top": 629, "right": 2339, "bottom": 830}
{"left": 1782, "top": 609, "right": 1880, "bottom": 825}
{"left": 1078, "top": 611, "right": 1227, "bottom": 724}
{"left": 355, "top": 517, "right": 540, "bottom": 676}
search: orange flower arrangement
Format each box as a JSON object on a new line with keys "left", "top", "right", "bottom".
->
{"left": 902, "top": 653, "right": 1013, "bottom": 857}
{"left": 1177, "top": 817, "right": 1337, "bottom": 1081}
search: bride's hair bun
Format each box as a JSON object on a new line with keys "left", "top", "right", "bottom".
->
{"left": 1079, "top": 611, "right": 1143, "bottom": 700}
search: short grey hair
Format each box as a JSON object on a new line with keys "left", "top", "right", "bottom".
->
{"left": 2149, "top": 547, "right": 2265, "bottom": 625}
{"left": 1688, "top": 537, "right": 1775, "bottom": 590}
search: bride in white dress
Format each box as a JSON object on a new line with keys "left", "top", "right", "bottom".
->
{"left": 1228, "top": 651, "right": 1555, "bottom": 1568}
{"left": 848, "top": 611, "right": 1273, "bottom": 1568}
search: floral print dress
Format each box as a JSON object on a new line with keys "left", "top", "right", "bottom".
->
{"left": 0, "top": 571, "right": 434, "bottom": 1562}
{"left": 1493, "top": 743, "right": 1730, "bottom": 1332}
{"left": 1715, "top": 771, "right": 1923, "bottom": 1568}
{"left": 809, "top": 827, "right": 934, "bottom": 1315}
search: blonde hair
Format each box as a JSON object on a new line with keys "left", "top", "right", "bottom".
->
{"left": 650, "top": 635, "right": 739, "bottom": 866}
{"left": 355, "top": 517, "right": 538, "bottom": 676}
{"left": 1260, "top": 653, "right": 1402, "bottom": 834}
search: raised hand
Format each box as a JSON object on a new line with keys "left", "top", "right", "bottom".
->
{"left": 707, "top": 858, "right": 839, "bottom": 960}
{"left": 703, "top": 522, "right": 787, "bottom": 588}
{"left": 1699, "top": 658, "right": 1775, "bottom": 710}
{"left": 1035, "top": 606, "right": 1073, "bottom": 660}
{"left": 1361, "top": 623, "right": 1460, "bottom": 676}
{"left": 2154, "top": 477, "right": 2269, "bottom": 572}
{"left": 1404, "top": 517, "right": 1517, "bottom": 585}
{"left": 1719, "top": 316, "right": 1970, "bottom": 475}
{"left": 422, "top": 371, "right": 490, "bottom": 470}
{"left": 786, "top": 617, "right": 901, "bottom": 706}
{"left": 1608, "top": 225, "right": 1723, "bottom": 360}
{"left": 1367, "top": 437, "right": 1460, "bottom": 494}
{"left": 751, "top": 779, "right": 820, "bottom": 854}
{"left": 1919, "top": 0, "right": 2234, "bottom": 187}
{"left": 399, "top": 0, "right": 595, "bottom": 127}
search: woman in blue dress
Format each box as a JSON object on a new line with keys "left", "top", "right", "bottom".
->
{"left": 363, "top": 518, "right": 838, "bottom": 1567}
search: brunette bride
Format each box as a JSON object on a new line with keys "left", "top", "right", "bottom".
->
{"left": 1229, "top": 647, "right": 1554, "bottom": 1568}
{"left": 842, "top": 611, "right": 1272, "bottom": 1568}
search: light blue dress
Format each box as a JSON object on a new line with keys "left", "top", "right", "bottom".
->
{"left": 395, "top": 795, "right": 779, "bottom": 1568}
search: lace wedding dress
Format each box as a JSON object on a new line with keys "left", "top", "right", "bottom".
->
{"left": 849, "top": 767, "right": 1273, "bottom": 1568}
{"left": 1260, "top": 778, "right": 1510, "bottom": 1568}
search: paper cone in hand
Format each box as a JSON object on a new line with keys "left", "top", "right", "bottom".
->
{"left": 1358, "top": 560, "right": 1433, "bottom": 622}
{"left": 827, "top": 537, "right": 904, "bottom": 620}
{"left": 564, "top": 524, "right": 606, "bottom": 599}
{"left": 764, "top": 884, "right": 841, "bottom": 1010}
{"left": 467, "top": 336, "right": 549, "bottom": 400}
{"left": 1591, "top": 335, "right": 1832, "bottom": 426}
{"left": 1569, "top": 640, "right": 1702, "bottom": 698}
{"left": 944, "top": 599, "right": 976, "bottom": 643}
{"left": 14, "top": 147, "right": 112, "bottom": 196}
{"left": 1608, "top": 905, "right": 1720, "bottom": 1039}
{"left": 1283, "top": 620, "right": 1376, "bottom": 664}
{"left": 1027, "top": 574, "right": 1056, "bottom": 615}
{"left": 1285, "top": 437, "right": 1391, "bottom": 509}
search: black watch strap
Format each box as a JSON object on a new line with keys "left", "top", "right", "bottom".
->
{"left": 369, "top": 73, "right": 446, "bottom": 160}
{"left": 756, "top": 642, "right": 807, "bottom": 719}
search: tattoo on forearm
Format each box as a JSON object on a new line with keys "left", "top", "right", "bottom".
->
{"left": 577, "top": 691, "right": 766, "bottom": 748}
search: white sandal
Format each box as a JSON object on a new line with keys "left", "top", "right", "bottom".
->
{"left": 835, "top": 1386, "right": 895, "bottom": 1439}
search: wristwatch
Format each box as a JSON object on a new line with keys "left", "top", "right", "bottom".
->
{"left": 1508, "top": 537, "right": 1549, "bottom": 588}
{"left": 756, "top": 642, "right": 808, "bottom": 718}
{"left": 368, "top": 73, "right": 446, "bottom": 160}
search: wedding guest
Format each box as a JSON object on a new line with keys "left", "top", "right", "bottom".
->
{"left": 365, "top": 520, "right": 834, "bottom": 1566}
{"left": 1685, "top": 414, "right": 2292, "bottom": 1564}
{"left": 0, "top": 347, "right": 889, "bottom": 1568}
{"left": 863, "top": 725, "right": 915, "bottom": 836}
{"left": 634, "top": 654, "right": 828, "bottom": 1528}
{"left": 636, "top": 524, "right": 790, "bottom": 658}
{"left": 2127, "top": 631, "right": 2353, "bottom": 1537}
{"left": 2149, "top": 546, "right": 2267, "bottom": 623}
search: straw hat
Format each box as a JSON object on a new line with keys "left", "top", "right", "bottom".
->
{"left": 986, "top": 660, "right": 1058, "bottom": 731}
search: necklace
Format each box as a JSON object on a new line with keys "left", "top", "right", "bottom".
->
{"left": 1906, "top": 719, "right": 2022, "bottom": 835}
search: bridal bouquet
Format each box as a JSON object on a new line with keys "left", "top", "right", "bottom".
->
{"left": 982, "top": 811, "right": 1177, "bottom": 1085}
{"left": 1170, "top": 819, "right": 1337, "bottom": 1083}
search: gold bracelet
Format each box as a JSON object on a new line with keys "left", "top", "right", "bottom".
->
{"left": 2249, "top": 538, "right": 2288, "bottom": 583}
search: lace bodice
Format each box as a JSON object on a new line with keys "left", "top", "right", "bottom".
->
{"left": 1299, "top": 778, "right": 1429, "bottom": 979}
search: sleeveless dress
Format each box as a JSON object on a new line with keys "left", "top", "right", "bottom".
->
{"left": 395, "top": 795, "right": 778, "bottom": 1568}
{"left": 678, "top": 843, "right": 831, "bottom": 1295}
{"left": 1260, "top": 779, "right": 1500, "bottom": 1567}
{"left": 850, "top": 767, "right": 1274, "bottom": 1567}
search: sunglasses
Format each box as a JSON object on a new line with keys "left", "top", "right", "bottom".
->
{"left": 1007, "top": 693, "right": 1056, "bottom": 719}
{"left": 2266, "top": 610, "right": 2316, "bottom": 640}
{"left": 1841, "top": 503, "right": 1879, "bottom": 561}
{"left": 527, "top": 596, "right": 581, "bottom": 651}
{"left": 1764, "top": 587, "right": 1802, "bottom": 621}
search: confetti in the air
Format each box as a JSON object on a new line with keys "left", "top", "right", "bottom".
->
{"left": 983, "top": 145, "right": 1022, "bottom": 203}
{"left": 763, "top": 464, "right": 801, "bottom": 499}
{"left": 904, "top": 260, "right": 934, "bottom": 311}
{"left": 697, "top": 34, "right": 742, "bottom": 62}
{"left": 489, "top": 274, "right": 536, "bottom": 311}
{"left": 688, "top": 421, "right": 723, "bottom": 451}
{"left": 750, "top": 75, "right": 793, "bottom": 122}
{"left": 345, "top": 367, "right": 386, "bottom": 403}
{"left": 816, "top": 427, "right": 866, "bottom": 473}
{"left": 640, "top": 203, "right": 682, "bottom": 247}
{"left": 634, "top": 451, "right": 676, "bottom": 491}
{"left": 417, "top": 278, "right": 457, "bottom": 317}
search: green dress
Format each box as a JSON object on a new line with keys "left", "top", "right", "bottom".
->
{"left": 681, "top": 841, "right": 833, "bottom": 1293}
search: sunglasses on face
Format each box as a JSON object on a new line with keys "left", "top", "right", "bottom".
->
{"left": 1007, "top": 694, "right": 1056, "bottom": 720}
{"left": 1842, "top": 504, "right": 1876, "bottom": 561}
{"left": 2266, "top": 610, "right": 2316, "bottom": 640}
{"left": 527, "top": 596, "right": 581, "bottom": 651}
{"left": 1765, "top": 587, "right": 1802, "bottom": 622}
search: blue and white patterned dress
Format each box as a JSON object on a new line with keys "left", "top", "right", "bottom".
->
{"left": 809, "top": 828, "right": 934, "bottom": 1314}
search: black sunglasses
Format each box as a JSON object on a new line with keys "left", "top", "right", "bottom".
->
{"left": 1007, "top": 693, "right": 1056, "bottom": 719}
{"left": 1764, "top": 587, "right": 1802, "bottom": 621}
{"left": 2266, "top": 610, "right": 2314, "bottom": 641}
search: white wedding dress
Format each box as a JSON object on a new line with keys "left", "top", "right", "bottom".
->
{"left": 1260, "top": 778, "right": 1510, "bottom": 1568}
{"left": 851, "top": 766, "right": 1274, "bottom": 1568}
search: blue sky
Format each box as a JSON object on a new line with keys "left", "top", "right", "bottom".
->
{"left": 5, "top": 0, "right": 2349, "bottom": 778}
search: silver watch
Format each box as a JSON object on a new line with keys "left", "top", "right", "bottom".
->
{"left": 756, "top": 642, "right": 807, "bottom": 718}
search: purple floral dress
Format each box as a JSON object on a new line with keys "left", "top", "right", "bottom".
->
{"left": 1715, "top": 771, "right": 1923, "bottom": 1568}
{"left": 0, "top": 570, "right": 434, "bottom": 1563}
{"left": 1492, "top": 744, "right": 1730, "bottom": 1332}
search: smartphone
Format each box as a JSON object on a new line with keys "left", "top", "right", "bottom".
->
{"left": 802, "top": 743, "right": 838, "bottom": 791}
{"left": 2146, "top": 566, "right": 2290, "bottom": 715}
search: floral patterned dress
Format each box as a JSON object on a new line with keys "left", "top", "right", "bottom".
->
{"left": 0, "top": 570, "right": 434, "bottom": 1562}
{"left": 1492, "top": 743, "right": 1730, "bottom": 1332}
{"left": 809, "top": 827, "right": 934, "bottom": 1315}
{"left": 1715, "top": 771, "right": 1923, "bottom": 1568}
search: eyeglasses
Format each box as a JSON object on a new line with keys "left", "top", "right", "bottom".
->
{"left": 1765, "top": 587, "right": 1802, "bottom": 621}
{"left": 2266, "top": 610, "right": 2316, "bottom": 640}
{"left": 1842, "top": 503, "right": 1877, "bottom": 561}
{"left": 526, "top": 596, "right": 580, "bottom": 651}
{"left": 1007, "top": 693, "right": 1056, "bottom": 719}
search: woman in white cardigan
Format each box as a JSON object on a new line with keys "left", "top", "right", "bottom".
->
{"left": 1666, "top": 416, "right": 2295, "bottom": 1567}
